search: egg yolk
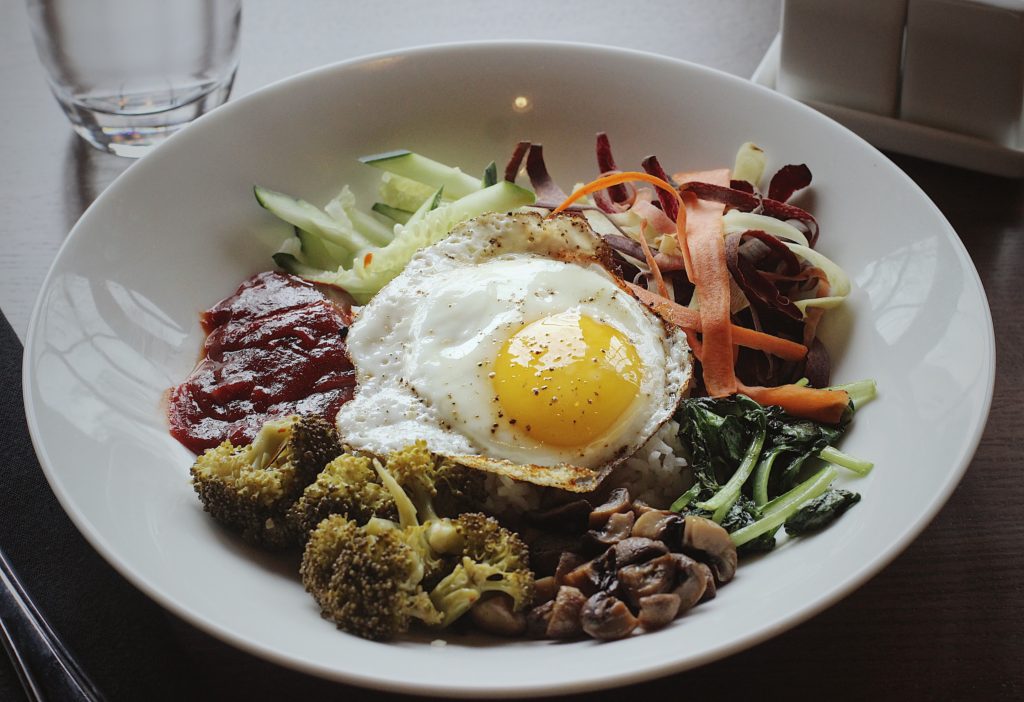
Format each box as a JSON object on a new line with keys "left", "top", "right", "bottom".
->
{"left": 492, "top": 311, "right": 643, "bottom": 447}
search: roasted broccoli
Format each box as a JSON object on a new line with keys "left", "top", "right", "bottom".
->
{"left": 383, "top": 440, "right": 486, "bottom": 523}
{"left": 287, "top": 452, "right": 398, "bottom": 535}
{"left": 300, "top": 515, "right": 443, "bottom": 641}
{"left": 429, "top": 513, "right": 535, "bottom": 627}
{"left": 299, "top": 444, "right": 533, "bottom": 639}
{"left": 190, "top": 415, "right": 341, "bottom": 548}
{"left": 287, "top": 440, "right": 484, "bottom": 541}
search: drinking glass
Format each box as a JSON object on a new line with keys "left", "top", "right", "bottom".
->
{"left": 25, "top": 0, "right": 242, "bottom": 158}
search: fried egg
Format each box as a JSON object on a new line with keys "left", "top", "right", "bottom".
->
{"left": 336, "top": 211, "right": 692, "bottom": 491}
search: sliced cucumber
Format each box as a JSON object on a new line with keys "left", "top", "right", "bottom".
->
{"left": 361, "top": 150, "right": 482, "bottom": 199}
{"left": 371, "top": 202, "right": 414, "bottom": 225}
{"left": 324, "top": 187, "right": 393, "bottom": 247}
{"left": 254, "top": 186, "right": 374, "bottom": 252}
{"left": 308, "top": 180, "right": 535, "bottom": 302}
{"left": 297, "top": 228, "right": 352, "bottom": 268}
{"left": 403, "top": 187, "right": 444, "bottom": 228}
{"left": 273, "top": 251, "right": 325, "bottom": 278}
{"left": 378, "top": 172, "right": 437, "bottom": 211}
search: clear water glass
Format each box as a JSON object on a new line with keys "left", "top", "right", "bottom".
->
{"left": 25, "top": 0, "right": 242, "bottom": 158}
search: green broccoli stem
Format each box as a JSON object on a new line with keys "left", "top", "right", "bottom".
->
{"left": 730, "top": 466, "right": 837, "bottom": 547}
{"left": 696, "top": 422, "right": 767, "bottom": 522}
{"left": 828, "top": 378, "right": 877, "bottom": 410}
{"left": 818, "top": 445, "right": 874, "bottom": 476}
{"left": 248, "top": 417, "right": 291, "bottom": 470}
{"left": 372, "top": 459, "right": 419, "bottom": 528}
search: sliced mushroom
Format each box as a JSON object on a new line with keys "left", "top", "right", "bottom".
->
{"left": 554, "top": 551, "right": 588, "bottom": 585}
{"left": 588, "top": 487, "right": 632, "bottom": 528}
{"left": 581, "top": 591, "right": 638, "bottom": 640}
{"left": 527, "top": 499, "right": 592, "bottom": 533}
{"left": 546, "top": 586, "right": 588, "bottom": 639}
{"left": 587, "top": 510, "right": 636, "bottom": 548}
{"left": 631, "top": 498, "right": 657, "bottom": 518}
{"left": 631, "top": 510, "right": 685, "bottom": 551}
{"left": 470, "top": 594, "right": 527, "bottom": 637}
{"left": 526, "top": 600, "right": 554, "bottom": 638}
{"left": 532, "top": 575, "right": 558, "bottom": 605}
{"left": 681, "top": 515, "right": 738, "bottom": 584}
{"left": 698, "top": 563, "right": 716, "bottom": 602}
{"left": 616, "top": 553, "right": 677, "bottom": 608}
{"left": 612, "top": 537, "right": 669, "bottom": 568}
{"left": 638, "top": 593, "right": 682, "bottom": 630}
{"left": 561, "top": 550, "right": 614, "bottom": 596}
{"left": 669, "top": 553, "right": 708, "bottom": 612}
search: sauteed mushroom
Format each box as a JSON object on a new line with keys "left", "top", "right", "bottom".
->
{"left": 638, "top": 593, "right": 682, "bottom": 630}
{"left": 581, "top": 591, "right": 638, "bottom": 640}
{"left": 587, "top": 510, "right": 635, "bottom": 547}
{"left": 617, "top": 553, "right": 677, "bottom": 608}
{"left": 546, "top": 586, "right": 588, "bottom": 639}
{"left": 612, "top": 537, "right": 668, "bottom": 568}
{"left": 631, "top": 509, "right": 685, "bottom": 551}
{"left": 681, "top": 516, "right": 737, "bottom": 584}
{"left": 471, "top": 595, "right": 527, "bottom": 637}
{"left": 588, "top": 487, "right": 632, "bottom": 527}
{"left": 669, "top": 553, "right": 709, "bottom": 611}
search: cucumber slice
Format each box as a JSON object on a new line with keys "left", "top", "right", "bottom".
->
{"left": 324, "top": 186, "right": 393, "bottom": 247}
{"left": 308, "top": 180, "right": 535, "bottom": 302}
{"left": 273, "top": 251, "right": 324, "bottom": 278}
{"left": 348, "top": 208, "right": 395, "bottom": 246}
{"left": 361, "top": 150, "right": 482, "bottom": 199}
{"left": 254, "top": 186, "right": 374, "bottom": 252}
{"left": 371, "top": 202, "right": 414, "bottom": 225}
{"left": 297, "top": 228, "right": 352, "bottom": 268}
{"left": 403, "top": 187, "right": 444, "bottom": 228}
{"left": 378, "top": 172, "right": 437, "bottom": 211}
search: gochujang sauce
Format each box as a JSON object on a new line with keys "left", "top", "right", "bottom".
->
{"left": 168, "top": 271, "right": 356, "bottom": 453}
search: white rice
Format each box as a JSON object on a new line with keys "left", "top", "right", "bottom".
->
{"left": 482, "top": 420, "right": 692, "bottom": 515}
{"left": 606, "top": 419, "right": 692, "bottom": 508}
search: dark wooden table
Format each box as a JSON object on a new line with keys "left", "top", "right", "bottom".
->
{"left": 2, "top": 1, "right": 1021, "bottom": 700}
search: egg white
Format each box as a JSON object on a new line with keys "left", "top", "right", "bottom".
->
{"left": 336, "top": 211, "right": 691, "bottom": 479}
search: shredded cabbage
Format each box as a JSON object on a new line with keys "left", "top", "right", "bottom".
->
{"left": 723, "top": 210, "right": 810, "bottom": 247}
{"left": 784, "top": 243, "right": 851, "bottom": 313}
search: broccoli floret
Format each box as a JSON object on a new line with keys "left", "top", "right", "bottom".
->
{"left": 299, "top": 444, "right": 534, "bottom": 639}
{"left": 288, "top": 440, "right": 483, "bottom": 541}
{"left": 190, "top": 415, "right": 340, "bottom": 548}
{"left": 429, "top": 513, "right": 534, "bottom": 627}
{"left": 300, "top": 515, "right": 442, "bottom": 641}
{"left": 383, "top": 440, "right": 484, "bottom": 523}
{"left": 288, "top": 453, "right": 398, "bottom": 535}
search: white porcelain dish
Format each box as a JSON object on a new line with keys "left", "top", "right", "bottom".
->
{"left": 22, "top": 41, "right": 994, "bottom": 697}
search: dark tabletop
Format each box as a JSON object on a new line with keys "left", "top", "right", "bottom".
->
{"left": 1, "top": 1, "right": 1022, "bottom": 700}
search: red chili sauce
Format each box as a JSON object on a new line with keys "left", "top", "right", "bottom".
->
{"left": 168, "top": 271, "right": 356, "bottom": 453}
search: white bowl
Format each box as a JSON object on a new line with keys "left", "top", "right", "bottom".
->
{"left": 22, "top": 41, "right": 994, "bottom": 697}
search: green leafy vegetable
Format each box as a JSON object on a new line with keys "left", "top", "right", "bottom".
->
{"left": 784, "top": 489, "right": 861, "bottom": 536}
{"left": 672, "top": 392, "right": 871, "bottom": 553}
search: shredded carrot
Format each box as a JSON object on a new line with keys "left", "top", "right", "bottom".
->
{"left": 636, "top": 219, "right": 669, "bottom": 298}
{"left": 551, "top": 171, "right": 693, "bottom": 280}
{"left": 363, "top": 252, "right": 373, "bottom": 267}
{"left": 738, "top": 382, "right": 850, "bottom": 424}
{"left": 675, "top": 168, "right": 734, "bottom": 397}
{"left": 625, "top": 282, "right": 807, "bottom": 361}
